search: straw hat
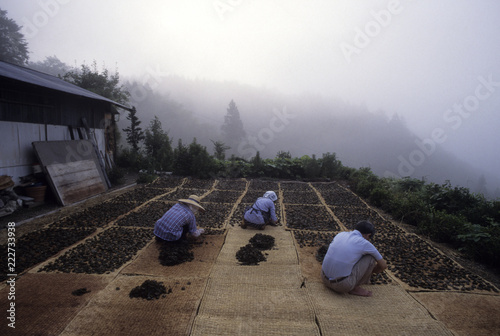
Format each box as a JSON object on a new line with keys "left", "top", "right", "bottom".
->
{"left": 179, "top": 195, "right": 205, "bottom": 211}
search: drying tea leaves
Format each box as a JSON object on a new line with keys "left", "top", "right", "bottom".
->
{"left": 158, "top": 241, "right": 194, "bottom": 266}
{"left": 316, "top": 245, "right": 329, "bottom": 263}
{"left": 71, "top": 288, "right": 91, "bottom": 296}
{"left": 129, "top": 280, "right": 171, "bottom": 300}
{"left": 236, "top": 244, "right": 267, "bottom": 265}
{"left": 249, "top": 233, "right": 275, "bottom": 250}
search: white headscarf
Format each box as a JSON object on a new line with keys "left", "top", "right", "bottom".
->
{"left": 263, "top": 191, "right": 277, "bottom": 202}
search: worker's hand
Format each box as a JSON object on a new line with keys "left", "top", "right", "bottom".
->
{"left": 192, "top": 228, "right": 205, "bottom": 237}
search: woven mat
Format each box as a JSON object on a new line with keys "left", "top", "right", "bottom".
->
{"left": 296, "top": 245, "right": 324, "bottom": 283}
{"left": 0, "top": 273, "right": 110, "bottom": 336}
{"left": 197, "top": 280, "right": 316, "bottom": 321}
{"left": 308, "top": 281, "right": 454, "bottom": 335}
{"left": 224, "top": 225, "right": 297, "bottom": 248}
{"left": 191, "top": 226, "right": 321, "bottom": 336}
{"left": 192, "top": 316, "right": 320, "bottom": 336}
{"left": 209, "top": 264, "right": 304, "bottom": 287}
{"left": 411, "top": 292, "right": 500, "bottom": 336}
{"left": 215, "top": 226, "right": 298, "bottom": 266}
{"left": 121, "top": 235, "right": 224, "bottom": 278}
{"left": 60, "top": 274, "right": 205, "bottom": 336}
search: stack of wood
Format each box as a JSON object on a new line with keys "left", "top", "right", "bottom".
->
{"left": 0, "top": 175, "right": 15, "bottom": 190}
{"left": 0, "top": 175, "right": 20, "bottom": 217}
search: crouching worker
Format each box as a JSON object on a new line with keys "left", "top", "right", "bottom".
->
{"left": 321, "top": 220, "right": 387, "bottom": 297}
{"left": 154, "top": 195, "right": 205, "bottom": 243}
{"left": 241, "top": 191, "right": 278, "bottom": 230}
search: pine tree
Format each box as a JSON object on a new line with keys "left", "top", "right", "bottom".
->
{"left": 211, "top": 140, "right": 230, "bottom": 160}
{"left": 250, "top": 151, "right": 265, "bottom": 176}
{"left": 221, "top": 100, "right": 246, "bottom": 153}
{"left": 144, "top": 116, "right": 172, "bottom": 171}
{"left": 474, "top": 174, "right": 488, "bottom": 197}
{"left": 0, "top": 9, "right": 29, "bottom": 65}
{"left": 173, "top": 139, "right": 191, "bottom": 175}
{"left": 123, "top": 107, "right": 144, "bottom": 151}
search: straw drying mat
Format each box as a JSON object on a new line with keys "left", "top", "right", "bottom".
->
{"left": 308, "top": 281, "right": 453, "bottom": 335}
{"left": 59, "top": 274, "right": 206, "bottom": 336}
{"left": 120, "top": 235, "right": 225, "bottom": 278}
{"left": 0, "top": 273, "right": 110, "bottom": 336}
{"left": 52, "top": 234, "right": 225, "bottom": 336}
{"left": 191, "top": 224, "right": 459, "bottom": 336}
{"left": 190, "top": 225, "right": 322, "bottom": 335}
{"left": 410, "top": 291, "right": 500, "bottom": 336}
{"left": 213, "top": 226, "right": 298, "bottom": 266}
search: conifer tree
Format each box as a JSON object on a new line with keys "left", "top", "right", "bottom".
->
{"left": 144, "top": 116, "right": 172, "bottom": 171}
{"left": 221, "top": 100, "right": 246, "bottom": 153}
{"left": 211, "top": 140, "right": 230, "bottom": 160}
{"left": 123, "top": 107, "right": 144, "bottom": 151}
{"left": 0, "top": 9, "right": 29, "bottom": 65}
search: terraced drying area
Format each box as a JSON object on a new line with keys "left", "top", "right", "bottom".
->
{"left": 0, "top": 177, "right": 499, "bottom": 336}
{"left": 2, "top": 178, "right": 498, "bottom": 293}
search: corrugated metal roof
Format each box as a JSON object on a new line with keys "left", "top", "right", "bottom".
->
{"left": 0, "top": 61, "right": 132, "bottom": 111}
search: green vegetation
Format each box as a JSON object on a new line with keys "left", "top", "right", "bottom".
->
{"left": 116, "top": 137, "right": 499, "bottom": 270}
{"left": 348, "top": 174, "right": 500, "bottom": 270}
{"left": 0, "top": 9, "right": 29, "bottom": 65}
{"left": 61, "top": 60, "right": 130, "bottom": 105}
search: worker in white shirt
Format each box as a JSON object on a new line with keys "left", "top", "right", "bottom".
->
{"left": 321, "top": 221, "right": 387, "bottom": 297}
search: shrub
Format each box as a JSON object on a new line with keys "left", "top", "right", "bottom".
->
{"left": 369, "top": 187, "right": 392, "bottom": 208}
{"left": 107, "top": 166, "right": 125, "bottom": 185}
{"left": 388, "top": 192, "right": 430, "bottom": 227}
{"left": 418, "top": 210, "right": 468, "bottom": 246}
{"left": 137, "top": 172, "right": 157, "bottom": 184}
{"left": 116, "top": 147, "right": 144, "bottom": 170}
{"left": 458, "top": 221, "right": 500, "bottom": 268}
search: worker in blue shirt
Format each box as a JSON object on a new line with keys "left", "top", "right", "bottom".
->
{"left": 154, "top": 195, "right": 205, "bottom": 242}
{"left": 241, "top": 191, "right": 278, "bottom": 230}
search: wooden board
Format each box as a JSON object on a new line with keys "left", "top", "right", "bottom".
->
{"left": 32, "top": 140, "right": 108, "bottom": 206}
{"left": 46, "top": 160, "right": 107, "bottom": 205}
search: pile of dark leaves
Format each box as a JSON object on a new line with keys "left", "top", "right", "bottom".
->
{"left": 236, "top": 244, "right": 267, "bottom": 265}
{"left": 249, "top": 233, "right": 275, "bottom": 250}
{"left": 71, "top": 288, "right": 91, "bottom": 296}
{"left": 158, "top": 241, "right": 194, "bottom": 266}
{"left": 129, "top": 280, "right": 171, "bottom": 300}
{"left": 316, "top": 245, "right": 329, "bottom": 263}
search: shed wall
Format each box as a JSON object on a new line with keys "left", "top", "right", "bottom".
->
{"left": 0, "top": 121, "right": 105, "bottom": 186}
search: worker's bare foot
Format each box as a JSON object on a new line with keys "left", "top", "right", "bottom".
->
{"left": 349, "top": 286, "right": 372, "bottom": 297}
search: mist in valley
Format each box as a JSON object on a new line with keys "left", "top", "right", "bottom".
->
{"left": 118, "top": 75, "right": 499, "bottom": 197}
{"left": 2, "top": 0, "right": 499, "bottom": 197}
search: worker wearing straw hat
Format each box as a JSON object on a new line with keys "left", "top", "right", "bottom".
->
{"left": 154, "top": 195, "right": 205, "bottom": 242}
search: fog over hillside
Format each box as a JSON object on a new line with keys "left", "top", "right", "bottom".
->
{"left": 4, "top": 1, "right": 497, "bottom": 198}
{"left": 120, "top": 76, "right": 499, "bottom": 198}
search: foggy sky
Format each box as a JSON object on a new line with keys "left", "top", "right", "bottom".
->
{"left": 2, "top": 0, "right": 499, "bottom": 179}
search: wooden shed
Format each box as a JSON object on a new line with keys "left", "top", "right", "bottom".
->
{"left": 0, "top": 61, "right": 132, "bottom": 205}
